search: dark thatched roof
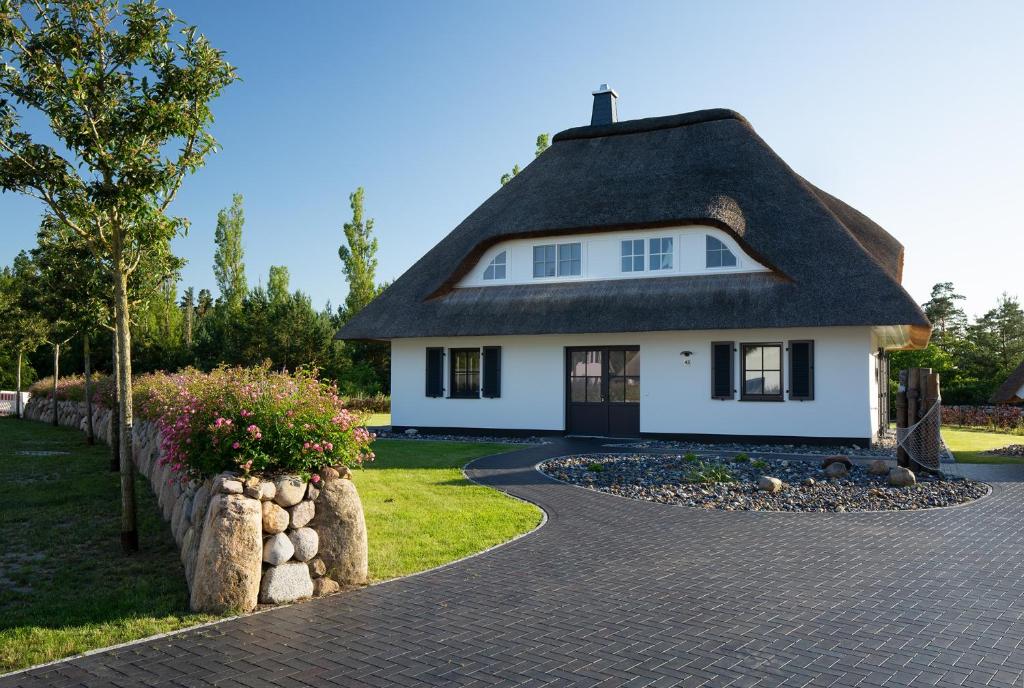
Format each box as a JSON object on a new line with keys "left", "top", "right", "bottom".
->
{"left": 337, "top": 108, "right": 929, "bottom": 341}
{"left": 991, "top": 360, "right": 1024, "bottom": 404}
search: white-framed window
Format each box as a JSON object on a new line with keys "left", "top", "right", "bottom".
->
{"left": 649, "top": 237, "right": 673, "bottom": 270}
{"left": 621, "top": 239, "right": 644, "bottom": 272}
{"left": 482, "top": 251, "right": 507, "bottom": 280}
{"left": 706, "top": 235, "right": 737, "bottom": 268}
{"left": 533, "top": 242, "right": 582, "bottom": 278}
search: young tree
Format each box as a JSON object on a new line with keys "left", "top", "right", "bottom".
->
{"left": 0, "top": 264, "right": 47, "bottom": 416}
{"left": 0, "top": 0, "right": 236, "bottom": 551}
{"left": 213, "top": 194, "right": 247, "bottom": 310}
{"left": 181, "top": 286, "right": 195, "bottom": 348}
{"left": 338, "top": 187, "right": 380, "bottom": 321}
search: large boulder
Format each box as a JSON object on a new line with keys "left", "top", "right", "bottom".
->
{"left": 288, "top": 500, "right": 315, "bottom": 529}
{"left": 190, "top": 494, "right": 263, "bottom": 614}
{"left": 824, "top": 462, "right": 849, "bottom": 480}
{"left": 757, "top": 476, "right": 783, "bottom": 493}
{"left": 888, "top": 466, "right": 917, "bottom": 487}
{"left": 274, "top": 476, "right": 306, "bottom": 507}
{"left": 261, "top": 501, "right": 289, "bottom": 535}
{"left": 259, "top": 562, "right": 314, "bottom": 604}
{"left": 310, "top": 477, "right": 368, "bottom": 586}
{"left": 288, "top": 527, "right": 319, "bottom": 562}
{"left": 821, "top": 456, "right": 853, "bottom": 470}
{"left": 868, "top": 460, "right": 890, "bottom": 476}
{"left": 263, "top": 532, "right": 294, "bottom": 565}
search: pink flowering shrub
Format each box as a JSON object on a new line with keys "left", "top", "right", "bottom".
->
{"left": 136, "top": 366, "right": 375, "bottom": 481}
{"left": 27, "top": 374, "right": 105, "bottom": 402}
{"left": 30, "top": 366, "right": 376, "bottom": 481}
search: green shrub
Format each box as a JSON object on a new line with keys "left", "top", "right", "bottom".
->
{"left": 732, "top": 452, "right": 750, "bottom": 463}
{"left": 586, "top": 462, "right": 604, "bottom": 472}
{"left": 685, "top": 462, "right": 735, "bottom": 484}
{"left": 683, "top": 452, "right": 699, "bottom": 463}
{"left": 751, "top": 459, "right": 768, "bottom": 470}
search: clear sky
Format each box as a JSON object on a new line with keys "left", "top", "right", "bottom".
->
{"left": 2, "top": 0, "right": 1022, "bottom": 318}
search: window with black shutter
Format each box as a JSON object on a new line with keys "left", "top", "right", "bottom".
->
{"left": 482, "top": 347, "right": 502, "bottom": 398}
{"left": 789, "top": 340, "right": 815, "bottom": 401}
{"left": 711, "top": 342, "right": 734, "bottom": 400}
{"left": 425, "top": 347, "right": 444, "bottom": 397}
{"left": 449, "top": 349, "right": 481, "bottom": 398}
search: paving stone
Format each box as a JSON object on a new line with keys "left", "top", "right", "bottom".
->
{"left": 4, "top": 439, "right": 1023, "bottom": 688}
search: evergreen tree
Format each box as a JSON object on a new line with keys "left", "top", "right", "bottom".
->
{"left": 213, "top": 194, "right": 247, "bottom": 310}
{"left": 922, "top": 282, "right": 968, "bottom": 350}
{"left": 500, "top": 132, "right": 549, "bottom": 185}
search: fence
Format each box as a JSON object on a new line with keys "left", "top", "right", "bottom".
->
{"left": 0, "top": 391, "right": 31, "bottom": 417}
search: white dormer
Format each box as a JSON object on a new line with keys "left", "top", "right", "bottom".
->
{"left": 457, "top": 225, "right": 768, "bottom": 288}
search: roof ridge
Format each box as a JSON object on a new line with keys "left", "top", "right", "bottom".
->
{"left": 553, "top": 108, "right": 747, "bottom": 143}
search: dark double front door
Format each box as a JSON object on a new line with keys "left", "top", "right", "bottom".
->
{"left": 565, "top": 347, "right": 640, "bottom": 437}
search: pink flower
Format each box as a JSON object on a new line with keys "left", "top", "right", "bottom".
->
{"left": 311, "top": 474, "right": 321, "bottom": 484}
{"left": 232, "top": 441, "right": 240, "bottom": 449}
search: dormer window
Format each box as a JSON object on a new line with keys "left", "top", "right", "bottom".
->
{"left": 483, "top": 251, "right": 507, "bottom": 280}
{"left": 706, "top": 235, "right": 737, "bottom": 268}
{"left": 533, "top": 242, "right": 581, "bottom": 278}
{"left": 621, "top": 239, "right": 644, "bottom": 272}
{"left": 649, "top": 237, "right": 673, "bottom": 270}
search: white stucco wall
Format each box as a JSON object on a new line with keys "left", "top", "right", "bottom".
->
{"left": 457, "top": 225, "right": 768, "bottom": 288}
{"left": 390, "top": 327, "right": 877, "bottom": 440}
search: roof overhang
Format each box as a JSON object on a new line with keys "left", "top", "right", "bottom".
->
{"left": 873, "top": 324, "right": 932, "bottom": 351}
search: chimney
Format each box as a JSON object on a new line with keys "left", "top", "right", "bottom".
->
{"left": 590, "top": 84, "right": 618, "bottom": 126}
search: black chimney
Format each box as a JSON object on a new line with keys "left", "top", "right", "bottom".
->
{"left": 591, "top": 84, "right": 618, "bottom": 125}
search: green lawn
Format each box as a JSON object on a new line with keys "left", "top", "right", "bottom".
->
{"left": 365, "top": 412, "right": 391, "bottom": 426}
{"left": 0, "top": 417, "right": 210, "bottom": 673}
{"left": 358, "top": 439, "right": 541, "bottom": 581}
{"left": 0, "top": 420, "right": 540, "bottom": 673}
{"left": 942, "top": 426, "right": 1024, "bottom": 464}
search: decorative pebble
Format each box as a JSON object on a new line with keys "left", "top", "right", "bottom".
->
{"left": 541, "top": 454, "right": 987, "bottom": 513}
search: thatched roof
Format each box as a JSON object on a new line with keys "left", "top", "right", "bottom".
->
{"left": 338, "top": 108, "right": 929, "bottom": 340}
{"left": 991, "top": 360, "right": 1024, "bottom": 404}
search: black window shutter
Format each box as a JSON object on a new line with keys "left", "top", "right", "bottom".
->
{"left": 789, "top": 340, "right": 814, "bottom": 400}
{"left": 711, "top": 342, "right": 734, "bottom": 399}
{"left": 425, "top": 347, "right": 444, "bottom": 397}
{"left": 482, "top": 346, "right": 502, "bottom": 398}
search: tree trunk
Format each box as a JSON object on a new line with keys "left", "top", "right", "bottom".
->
{"left": 84, "top": 333, "right": 94, "bottom": 445}
{"left": 51, "top": 342, "right": 60, "bottom": 426}
{"left": 114, "top": 266, "right": 139, "bottom": 553}
{"left": 110, "top": 332, "right": 120, "bottom": 472}
{"left": 15, "top": 351, "right": 22, "bottom": 419}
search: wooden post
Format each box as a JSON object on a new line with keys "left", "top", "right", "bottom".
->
{"left": 15, "top": 351, "right": 22, "bottom": 419}
{"left": 923, "top": 372, "right": 941, "bottom": 471}
{"left": 896, "top": 369, "right": 909, "bottom": 467}
{"left": 51, "top": 343, "right": 59, "bottom": 426}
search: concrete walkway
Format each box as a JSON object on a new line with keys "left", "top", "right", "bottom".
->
{"left": 4, "top": 439, "right": 1024, "bottom": 687}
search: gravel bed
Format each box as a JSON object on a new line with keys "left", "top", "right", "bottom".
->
{"left": 541, "top": 453, "right": 988, "bottom": 512}
{"left": 983, "top": 444, "right": 1024, "bottom": 457}
{"left": 600, "top": 435, "right": 897, "bottom": 458}
{"left": 373, "top": 430, "right": 548, "bottom": 445}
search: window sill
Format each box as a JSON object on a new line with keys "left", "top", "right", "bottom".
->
{"left": 448, "top": 394, "right": 480, "bottom": 400}
{"left": 739, "top": 396, "right": 785, "bottom": 402}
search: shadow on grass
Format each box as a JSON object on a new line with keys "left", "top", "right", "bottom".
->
{"left": 0, "top": 418, "right": 208, "bottom": 672}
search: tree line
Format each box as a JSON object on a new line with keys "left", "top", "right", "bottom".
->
{"left": 891, "top": 282, "right": 1024, "bottom": 405}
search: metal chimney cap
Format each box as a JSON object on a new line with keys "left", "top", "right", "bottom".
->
{"left": 592, "top": 83, "right": 618, "bottom": 97}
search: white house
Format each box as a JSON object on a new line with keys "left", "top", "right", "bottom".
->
{"left": 338, "top": 87, "right": 931, "bottom": 446}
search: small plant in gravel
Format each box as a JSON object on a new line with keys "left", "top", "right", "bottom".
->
{"left": 683, "top": 452, "right": 699, "bottom": 463}
{"left": 685, "top": 462, "right": 736, "bottom": 484}
{"left": 751, "top": 459, "right": 768, "bottom": 470}
{"left": 587, "top": 462, "right": 605, "bottom": 472}
{"left": 732, "top": 452, "right": 750, "bottom": 463}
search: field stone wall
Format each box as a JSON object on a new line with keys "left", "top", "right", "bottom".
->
{"left": 22, "top": 397, "right": 369, "bottom": 613}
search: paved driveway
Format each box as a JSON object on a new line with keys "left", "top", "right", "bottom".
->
{"left": 4, "top": 440, "right": 1024, "bottom": 687}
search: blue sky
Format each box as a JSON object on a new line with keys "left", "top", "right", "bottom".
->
{"left": 2, "top": 0, "right": 1022, "bottom": 317}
